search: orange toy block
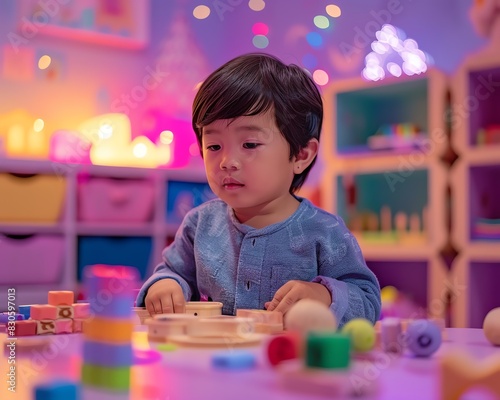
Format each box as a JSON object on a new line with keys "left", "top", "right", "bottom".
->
{"left": 83, "top": 317, "right": 133, "bottom": 343}
{"left": 440, "top": 351, "right": 500, "bottom": 400}
{"left": 48, "top": 291, "right": 74, "bottom": 306}
{"left": 236, "top": 309, "right": 283, "bottom": 334}
{"left": 13, "top": 320, "right": 37, "bottom": 336}
{"left": 36, "top": 320, "right": 56, "bottom": 335}
{"left": 30, "top": 305, "right": 57, "bottom": 320}
{"left": 56, "top": 305, "right": 74, "bottom": 319}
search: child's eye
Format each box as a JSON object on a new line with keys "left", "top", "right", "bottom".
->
{"left": 206, "top": 145, "right": 220, "bottom": 151}
{"left": 243, "top": 143, "right": 260, "bottom": 149}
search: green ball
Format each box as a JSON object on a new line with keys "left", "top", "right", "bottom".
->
{"left": 341, "top": 318, "right": 376, "bottom": 352}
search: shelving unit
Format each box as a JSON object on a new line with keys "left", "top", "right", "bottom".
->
{"left": 0, "top": 159, "right": 213, "bottom": 308}
{"left": 449, "top": 48, "right": 500, "bottom": 327}
{"left": 321, "top": 69, "right": 450, "bottom": 319}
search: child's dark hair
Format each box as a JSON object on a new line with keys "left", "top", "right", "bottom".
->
{"left": 192, "top": 53, "right": 323, "bottom": 193}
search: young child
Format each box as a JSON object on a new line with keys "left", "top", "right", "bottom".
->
{"left": 136, "top": 53, "right": 381, "bottom": 327}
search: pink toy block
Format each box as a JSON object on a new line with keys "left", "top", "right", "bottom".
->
{"left": 13, "top": 320, "right": 37, "bottom": 336}
{"left": 73, "top": 319, "right": 85, "bottom": 333}
{"left": 48, "top": 291, "right": 74, "bottom": 306}
{"left": 72, "top": 303, "right": 90, "bottom": 319}
{"left": 30, "top": 305, "right": 57, "bottom": 320}
{"left": 55, "top": 319, "right": 73, "bottom": 334}
{"left": 56, "top": 306, "right": 74, "bottom": 319}
{"left": 37, "top": 320, "right": 56, "bottom": 335}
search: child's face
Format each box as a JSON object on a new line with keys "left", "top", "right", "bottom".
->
{"left": 201, "top": 111, "right": 296, "bottom": 218}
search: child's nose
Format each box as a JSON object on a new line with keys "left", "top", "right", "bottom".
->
{"left": 220, "top": 151, "right": 240, "bottom": 170}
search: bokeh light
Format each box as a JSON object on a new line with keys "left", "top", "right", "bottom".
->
{"left": 252, "top": 35, "right": 269, "bottom": 49}
{"left": 249, "top": 0, "right": 265, "bottom": 12}
{"left": 38, "top": 55, "right": 51, "bottom": 70}
{"left": 252, "top": 22, "right": 269, "bottom": 36}
{"left": 362, "top": 24, "right": 430, "bottom": 81}
{"left": 306, "top": 32, "right": 323, "bottom": 48}
{"left": 33, "top": 118, "right": 45, "bottom": 132}
{"left": 160, "top": 130, "right": 174, "bottom": 145}
{"left": 326, "top": 4, "right": 341, "bottom": 18}
{"left": 313, "top": 15, "right": 329, "bottom": 29}
{"left": 313, "top": 69, "right": 329, "bottom": 86}
{"left": 302, "top": 54, "right": 318, "bottom": 69}
{"left": 193, "top": 5, "right": 210, "bottom": 19}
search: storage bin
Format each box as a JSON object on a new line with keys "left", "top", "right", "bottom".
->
{"left": 0, "top": 234, "right": 65, "bottom": 285}
{"left": 0, "top": 173, "right": 66, "bottom": 223}
{"left": 77, "top": 236, "right": 153, "bottom": 280}
{"left": 78, "top": 177, "right": 155, "bottom": 223}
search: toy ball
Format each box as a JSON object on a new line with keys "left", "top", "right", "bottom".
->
{"left": 406, "top": 319, "right": 442, "bottom": 357}
{"left": 341, "top": 318, "right": 376, "bottom": 352}
{"left": 284, "top": 299, "right": 337, "bottom": 334}
{"left": 381, "top": 285, "right": 399, "bottom": 304}
{"left": 483, "top": 307, "right": 500, "bottom": 346}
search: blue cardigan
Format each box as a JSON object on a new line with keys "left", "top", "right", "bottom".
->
{"left": 136, "top": 198, "right": 381, "bottom": 327}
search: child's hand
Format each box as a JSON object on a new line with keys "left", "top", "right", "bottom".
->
{"left": 145, "top": 279, "right": 186, "bottom": 315}
{"left": 265, "top": 281, "right": 332, "bottom": 315}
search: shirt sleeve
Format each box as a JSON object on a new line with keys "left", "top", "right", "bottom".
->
{"left": 312, "top": 220, "right": 381, "bottom": 328}
{"left": 135, "top": 211, "right": 198, "bottom": 307}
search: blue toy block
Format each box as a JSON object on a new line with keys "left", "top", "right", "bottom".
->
{"left": 211, "top": 350, "right": 257, "bottom": 370}
{"left": 83, "top": 341, "right": 133, "bottom": 367}
{"left": 34, "top": 380, "right": 79, "bottom": 400}
{"left": 18, "top": 305, "right": 31, "bottom": 320}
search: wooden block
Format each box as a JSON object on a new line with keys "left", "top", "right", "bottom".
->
{"left": 72, "top": 303, "right": 90, "bottom": 319}
{"left": 48, "top": 291, "right": 74, "bottom": 306}
{"left": 54, "top": 319, "right": 73, "bottom": 334}
{"left": 236, "top": 309, "right": 283, "bottom": 333}
{"left": 440, "top": 351, "right": 500, "bottom": 400}
{"left": 13, "top": 320, "right": 37, "bottom": 336}
{"left": 0, "top": 312, "right": 24, "bottom": 323}
{"left": 380, "top": 317, "right": 403, "bottom": 353}
{"left": 146, "top": 314, "right": 192, "bottom": 342}
{"left": 56, "top": 306, "right": 74, "bottom": 319}
{"left": 30, "top": 305, "right": 57, "bottom": 320}
{"left": 36, "top": 320, "right": 56, "bottom": 335}
{"left": 186, "top": 317, "right": 255, "bottom": 338}
{"left": 83, "top": 318, "right": 133, "bottom": 343}
{"left": 133, "top": 307, "right": 151, "bottom": 324}
{"left": 185, "top": 301, "right": 223, "bottom": 317}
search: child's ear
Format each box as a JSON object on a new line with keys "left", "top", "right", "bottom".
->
{"left": 293, "top": 138, "right": 319, "bottom": 174}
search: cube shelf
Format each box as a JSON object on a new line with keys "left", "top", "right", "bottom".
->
{"left": 451, "top": 253, "right": 500, "bottom": 328}
{"left": 0, "top": 159, "right": 210, "bottom": 306}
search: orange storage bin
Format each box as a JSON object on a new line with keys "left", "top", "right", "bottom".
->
{"left": 0, "top": 173, "right": 66, "bottom": 223}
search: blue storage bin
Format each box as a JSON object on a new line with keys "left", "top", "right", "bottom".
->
{"left": 77, "top": 236, "right": 153, "bottom": 281}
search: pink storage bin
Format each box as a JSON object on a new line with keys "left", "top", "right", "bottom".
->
{"left": 78, "top": 177, "right": 155, "bottom": 223}
{"left": 0, "top": 235, "right": 65, "bottom": 285}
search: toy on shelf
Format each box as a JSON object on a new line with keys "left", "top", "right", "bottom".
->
{"left": 483, "top": 307, "right": 500, "bottom": 346}
{"left": 0, "top": 109, "right": 50, "bottom": 159}
{"left": 473, "top": 217, "right": 500, "bottom": 240}
{"left": 477, "top": 125, "right": 500, "bottom": 146}
{"left": 367, "top": 123, "right": 427, "bottom": 151}
{"left": 347, "top": 204, "right": 428, "bottom": 246}
{"left": 380, "top": 285, "right": 427, "bottom": 320}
